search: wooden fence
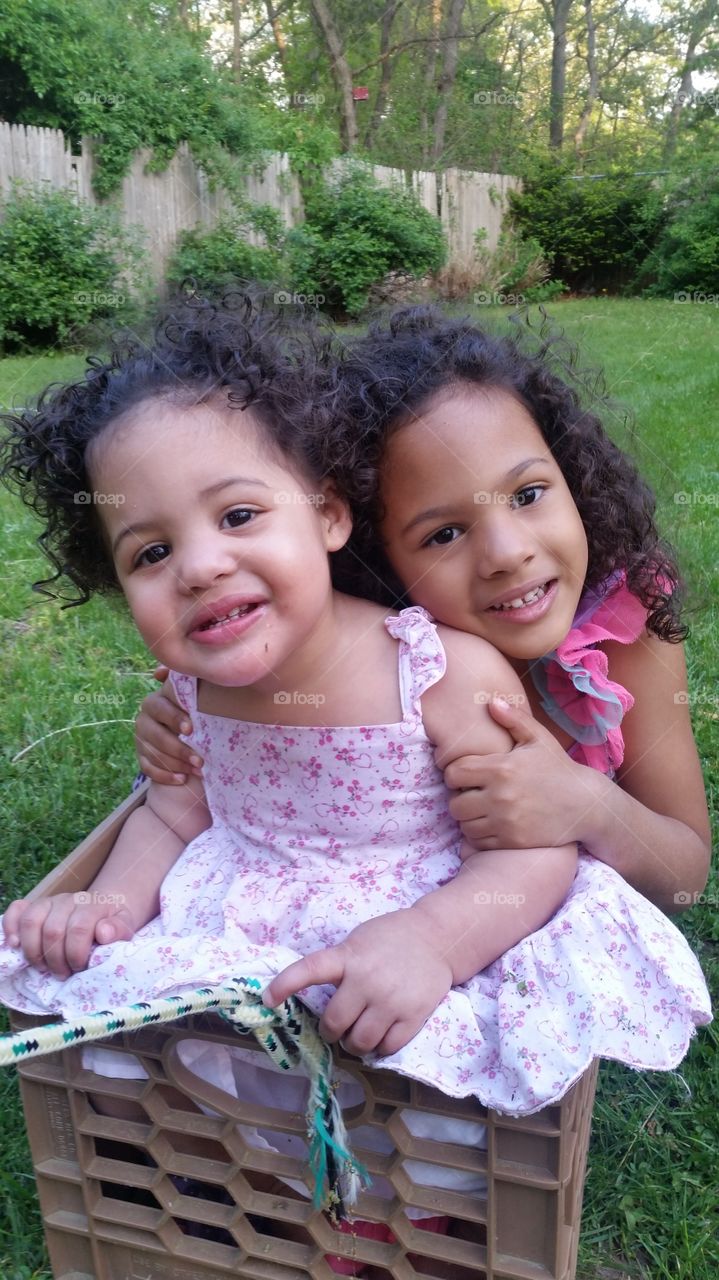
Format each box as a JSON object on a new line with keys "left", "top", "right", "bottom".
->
{"left": 0, "top": 121, "right": 520, "bottom": 282}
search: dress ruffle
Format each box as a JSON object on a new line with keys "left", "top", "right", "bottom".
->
{"left": 530, "top": 572, "right": 649, "bottom": 774}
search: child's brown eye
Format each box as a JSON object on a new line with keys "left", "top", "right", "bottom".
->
{"left": 223, "top": 508, "right": 254, "bottom": 528}
{"left": 512, "top": 486, "right": 544, "bottom": 509}
{"left": 137, "top": 544, "right": 170, "bottom": 567}
{"left": 426, "top": 526, "right": 462, "bottom": 547}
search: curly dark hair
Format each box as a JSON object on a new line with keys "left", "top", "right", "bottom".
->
{"left": 0, "top": 290, "right": 327, "bottom": 606}
{"left": 319, "top": 305, "right": 686, "bottom": 642}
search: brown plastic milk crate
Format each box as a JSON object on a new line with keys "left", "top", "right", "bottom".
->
{"left": 10, "top": 789, "right": 598, "bottom": 1280}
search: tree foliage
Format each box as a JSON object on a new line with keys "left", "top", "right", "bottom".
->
{"left": 0, "top": 0, "right": 269, "bottom": 198}
{"left": 0, "top": 182, "right": 145, "bottom": 349}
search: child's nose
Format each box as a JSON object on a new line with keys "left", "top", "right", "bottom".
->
{"left": 472, "top": 514, "right": 535, "bottom": 577}
{"left": 176, "top": 536, "right": 239, "bottom": 591}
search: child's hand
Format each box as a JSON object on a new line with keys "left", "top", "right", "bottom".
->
{"left": 2, "top": 892, "right": 136, "bottom": 978}
{"left": 444, "top": 696, "right": 597, "bottom": 851}
{"left": 264, "top": 909, "right": 453, "bottom": 1058}
{"left": 136, "top": 670, "right": 203, "bottom": 785}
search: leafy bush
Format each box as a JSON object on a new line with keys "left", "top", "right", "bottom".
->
{"left": 436, "top": 226, "right": 565, "bottom": 304}
{"left": 640, "top": 167, "right": 719, "bottom": 297}
{"left": 509, "top": 161, "right": 665, "bottom": 292}
{"left": 0, "top": 182, "right": 145, "bottom": 351}
{"left": 166, "top": 210, "right": 282, "bottom": 294}
{"left": 294, "top": 165, "right": 447, "bottom": 315}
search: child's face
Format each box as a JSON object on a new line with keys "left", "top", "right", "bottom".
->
{"left": 379, "top": 385, "right": 589, "bottom": 667}
{"left": 90, "top": 397, "right": 350, "bottom": 689}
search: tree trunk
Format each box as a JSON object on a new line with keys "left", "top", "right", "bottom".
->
{"left": 364, "top": 1, "right": 400, "bottom": 149}
{"left": 308, "top": 0, "right": 358, "bottom": 150}
{"left": 662, "top": 12, "right": 708, "bottom": 163}
{"left": 574, "top": 0, "right": 598, "bottom": 152}
{"left": 232, "top": 0, "right": 243, "bottom": 83}
{"left": 546, "top": 0, "right": 574, "bottom": 150}
{"left": 431, "top": 0, "right": 467, "bottom": 166}
{"left": 264, "top": 0, "right": 288, "bottom": 76}
{"left": 420, "top": 0, "right": 443, "bottom": 166}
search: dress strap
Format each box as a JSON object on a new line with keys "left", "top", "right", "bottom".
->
{"left": 385, "top": 607, "right": 447, "bottom": 727}
{"left": 168, "top": 670, "right": 198, "bottom": 718}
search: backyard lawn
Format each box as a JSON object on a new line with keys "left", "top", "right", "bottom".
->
{"left": 0, "top": 297, "right": 717, "bottom": 1279}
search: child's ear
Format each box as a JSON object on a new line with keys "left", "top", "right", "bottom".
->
{"left": 320, "top": 482, "right": 353, "bottom": 552}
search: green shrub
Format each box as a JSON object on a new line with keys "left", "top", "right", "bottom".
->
{"left": 509, "top": 161, "right": 665, "bottom": 293}
{"left": 640, "top": 168, "right": 719, "bottom": 298}
{"left": 166, "top": 210, "right": 282, "bottom": 294}
{"left": 0, "top": 182, "right": 145, "bottom": 351}
{"left": 295, "top": 165, "right": 447, "bottom": 315}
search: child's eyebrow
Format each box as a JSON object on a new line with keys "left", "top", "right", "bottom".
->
{"left": 111, "top": 476, "right": 272, "bottom": 555}
{"left": 400, "top": 457, "right": 550, "bottom": 536}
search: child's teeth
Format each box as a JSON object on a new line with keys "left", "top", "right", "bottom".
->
{"left": 493, "top": 584, "right": 548, "bottom": 610}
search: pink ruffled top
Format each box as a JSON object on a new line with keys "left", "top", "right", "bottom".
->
{"left": 529, "top": 571, "right": 649, "bottom": 776}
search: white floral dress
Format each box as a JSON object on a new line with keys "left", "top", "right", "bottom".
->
{"left": 0, "top": 602, "right": 711, "bottom": 1116}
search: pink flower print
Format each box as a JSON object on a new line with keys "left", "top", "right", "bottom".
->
{"left": 269, "top": 800, "right": 298, "bottom": 831}
{"left": 300, "top": 756, "right": 322, "bottom": 791}
{"left": 385, "top": 741, "right": 411, "bottom": 774}
{"left": 334, "top": 747, "right": 372, "bottom": 769}
{"left": 346, "top": 779, "right": 374, "bottom": 814}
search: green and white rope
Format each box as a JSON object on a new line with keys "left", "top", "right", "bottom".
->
{"left": 0, "top": 976, "right": 368, "bottom": 1216}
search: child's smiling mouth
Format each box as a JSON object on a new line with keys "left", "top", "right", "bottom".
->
{"left": 485, "top": 579, "right": 558, "bottom": 621}
{"left": 189, "top": 596, "right": 267, "bottom": 643}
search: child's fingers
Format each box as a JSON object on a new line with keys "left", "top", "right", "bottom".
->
{"left": 264, "top": 947, "right": 345, "bottom": 1008}
{"left": 336, "top": 1005, "right": 388, "bottom": 1056}
{"left": 18, "top": 898, "right": 60, "bottom": 973}
{"left": 136, "top": 696, "right": 202, "bottom": 775}
{"left": 153, "top": 664, "right": 170, "bottom": 683}
{"left": 2, "top": 898, "right": 27, "bottom": 947}
{"left": 139, "top": 755, "right": 190, "bottom": 787}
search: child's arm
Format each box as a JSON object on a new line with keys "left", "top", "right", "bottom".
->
{"left": 3, "top": 773, "right": 210, "bottom": 978}
{"left": 446, "top": 631, "right": 711, "bottom": 914}
{"left": 266, "top": 629, "right": 578, "bottom": 1057}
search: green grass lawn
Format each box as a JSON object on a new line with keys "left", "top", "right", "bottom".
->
{"left": 0, "top": 298, "right": 717, "bottom": 1280}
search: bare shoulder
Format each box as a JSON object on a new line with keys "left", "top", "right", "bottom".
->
{"left": 422, "top": 625, "right": 525, "bottom": 762}
{"left": 434, "top": 624, "right": 526, "bottom": 700}
{"left": 603, "top": 629, "right": 710, "bottom": 845}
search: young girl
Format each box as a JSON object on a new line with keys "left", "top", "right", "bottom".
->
{"left": 139, "top": 305, "right": 712, "bottom": 926}
{"left": 0, "top": 298, "right": 710, "bottom": 1271}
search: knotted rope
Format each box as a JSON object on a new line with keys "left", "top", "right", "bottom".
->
{"left": 0, "top": 976, "right": 367, "bottom": 1216}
